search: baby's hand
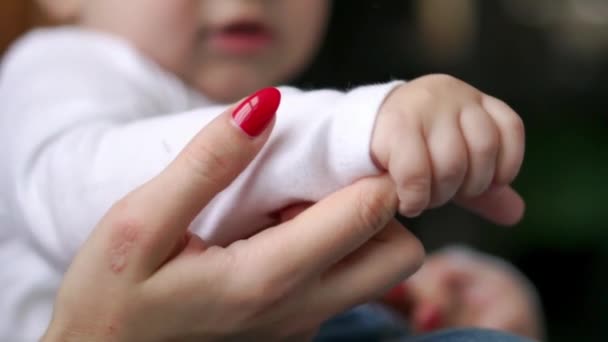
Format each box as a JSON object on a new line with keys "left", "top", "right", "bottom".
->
{"left": 372, "top": 74, "right": 525, "bottom": 224}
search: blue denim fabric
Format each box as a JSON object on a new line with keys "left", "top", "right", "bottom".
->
{"left": 405, "top": 329, "right": 534, "bottom": 342}
{"left": 314, "top": 304, "right": 410, "bottom": 341}
{"left": 315, "top": 304, "right": 534, "bottom": 342}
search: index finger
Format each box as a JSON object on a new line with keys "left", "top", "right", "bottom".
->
{"left": 245, "top": 175, "right": 399, "bottom": 282}
{"left": 104, "top": 88, "right": 280, "bottom": 275}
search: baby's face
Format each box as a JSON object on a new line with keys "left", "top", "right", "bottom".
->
{"left": 48, "top": 0, "right": 330, "bottom": 102}
{"left": 190, "top": 0, "right": 330, "bottom": 102}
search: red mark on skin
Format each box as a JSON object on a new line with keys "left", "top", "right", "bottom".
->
{"left": 103, "top": 318, "right": 125, "bottom": 338}
{"left": 106, "top": 323, "right": 117, "bottom": 335}
{"left": 108, "top": 219, "right": 140, "bottom": 273}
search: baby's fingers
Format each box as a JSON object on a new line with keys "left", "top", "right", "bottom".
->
{"left": 482, "top": 96, "right": 525, "bottom": 185}
{"left": 390, "top": 121, "right": 432, "bottom": 217}
{"left": 456, "top": 185, "right": 525, "bottom": 226}
{"left": 458, "top": 105, "right": 500, "bottom": 198}
{"left": 427, "top": 115, "right": 468, "bottom": 207}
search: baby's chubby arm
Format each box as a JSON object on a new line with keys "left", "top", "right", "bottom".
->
{"left": 371, "top": 74, "right": 526, "bottom": 224}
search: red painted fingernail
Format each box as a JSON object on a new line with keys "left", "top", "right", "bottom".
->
{"left": 416, "top": 304, "right": 444, "bottom": 332}
{"left": 385, "top": 284, "right": 409, "bottom": 303}
{"left": 232, "top": 87, "right": 281, "bottom": 137}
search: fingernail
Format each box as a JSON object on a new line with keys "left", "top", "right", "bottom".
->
{"left": 416, "top": 304, "right": 444, "bottom": 332}
{"left": 400, "top": 204, "right": 422, "bottom": 218}
{"left": 385, "top": 283, "right": 409, "bottom": 303}
{"left": 232, "top": 87, "right": 281, "bottom": 137}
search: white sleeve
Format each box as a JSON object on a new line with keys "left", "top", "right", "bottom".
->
{"left": 0, "top": 30, "right": 401, "bottom": 267}
{"left": 197, "top": 83, "right": 401, "bottom": 245}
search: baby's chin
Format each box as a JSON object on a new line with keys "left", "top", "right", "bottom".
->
{"left": 191, "top": 64, "right": 280, "bottom": 103}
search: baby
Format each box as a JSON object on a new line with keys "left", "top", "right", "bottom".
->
{"left": 0, "top": 0, "right": 528, "bottom": 339}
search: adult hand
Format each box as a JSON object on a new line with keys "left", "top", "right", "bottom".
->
{"left": 43, "top": 88, "right": 425, "bottom": 341}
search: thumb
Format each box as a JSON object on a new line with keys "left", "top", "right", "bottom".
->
{"left": 455, "top": 185, "right": 525, "bottom": 226}
{"left": 127, "top": 87, "right": 281, "bottom": 272}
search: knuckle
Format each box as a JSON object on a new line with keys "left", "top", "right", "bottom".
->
{"left": 225, "top": 251, "right": 293, "bottom": 317}
{"left": 473, "top": 131, "right": 500, "bottom": 156}
{"left": 383, "top": 229, "right": 426, "bottom": 281}
{"left": 486, "top": 97, "right": 526, "bottom": 138}
{"left": 103, "top": 200, "right": 147, "bottom": 273}
{"left": 412, "top": 86, "right": 436, "bottom": 108}
{"left": 355, "top": 187, "right": 395, "bottom": 235}
{"left": 182, "top": 140, "right": 236, "bottom": 188}
{"left": 390, "top": 85, "right": 434, "bottom": 117}
{"left": 235, "top": 277, "right": 288, "bottom": 317}
{"left": 398, "top": 174, "right": 431, "bottom": 207}
{"left": 496, "top": 166, "right": 519, "bottom": 186}
{"left": 107, "top": 199, "right": 145, "bottom": 236}
{"left": 431, "top": 177, "right": 464, "bottom": 208}
{"left": 409, "top": 238, "right": 426, "bottom": 272}
{"left": 497, "top": 117, "right": 525, "bottom": 184}
{"left": 425, "top": 73, "right": 460, "bottom": 86}
{"left": 414, "top": 74, "right": 482, "bottom": 108}
{"left": 507, "top": 114, "right": 526, "bottom": 139}
{"left": 459, "top": 184, "right": 480, "bottom": 199}
{"left": 463, "top": 175, "right": 492, "bottom": 198}
{"left": 395, "top": 231, "right": 426, "bottom": 274}
{"left": 398, "top": 172, "right": 430, "bottom": 192}
{"left": 424, "top": 74, "right": 472, "bottom": 94}
{"left": 437, "top": 157, "right": 467, "bottom": 186}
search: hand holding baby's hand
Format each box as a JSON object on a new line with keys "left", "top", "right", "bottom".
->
{"left": 372, "top": 74, "right": 525, "bottom": 224}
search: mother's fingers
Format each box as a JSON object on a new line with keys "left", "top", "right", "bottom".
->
{"left": 277, "top": 203, "right": 313, "bottom": 222}
{"left": 246, "top": 175, "right": 399, "bottom": 285}
{"left": 317, "top": 220, "right": 425, "bottom": 313}
{"left": 101, "top": 88, "right": 281, "bottom": 277}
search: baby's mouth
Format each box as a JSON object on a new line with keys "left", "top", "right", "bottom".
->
{"left": 205, "top": 21, "right": 274, "bottom": 56}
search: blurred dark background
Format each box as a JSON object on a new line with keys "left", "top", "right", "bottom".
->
{"left": 294, "top": 1, "right": 608, "bottom": 341}
{"left": 2, "top": 0, "right": 606, "bottom": 340}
